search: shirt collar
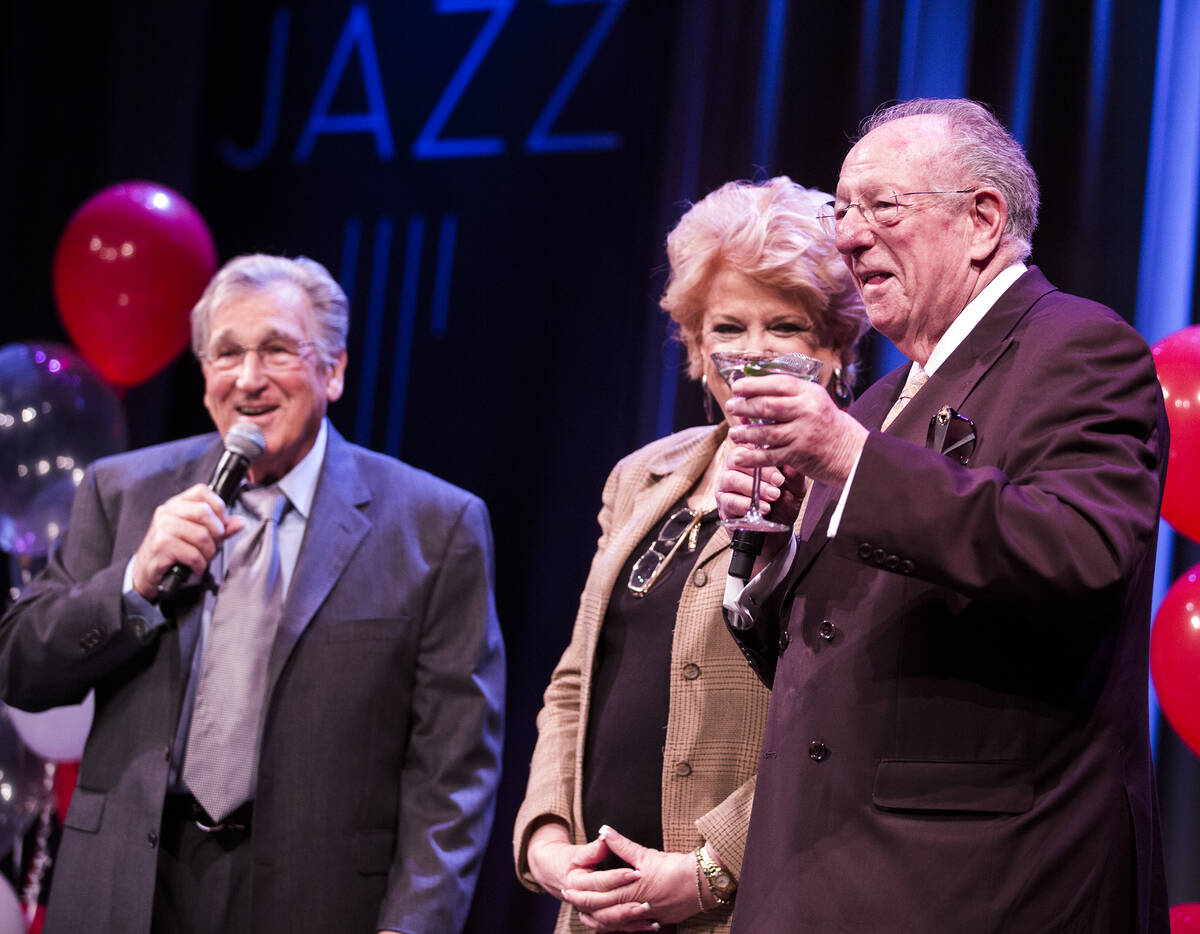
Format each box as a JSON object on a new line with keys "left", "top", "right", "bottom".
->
{"left": 923, "top": 262, "right": 1027, "bottom": 376}
{"left": 273, "top": 418, "right": 328, "bottom": 520}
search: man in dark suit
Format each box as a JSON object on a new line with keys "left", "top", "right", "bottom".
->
{"left": 716, "top": 99, "right": 1170, "bottom": 932}
{"left": 0, "top": 254, "right": 505, "bottom": 934}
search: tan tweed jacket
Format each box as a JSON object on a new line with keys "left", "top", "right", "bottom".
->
{"left": 513, "top": 424, "right": 772, "bottom": 934}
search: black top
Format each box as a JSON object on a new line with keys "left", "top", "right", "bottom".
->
{"left": 582, "top": 500, "right": 721, "bottom": 870}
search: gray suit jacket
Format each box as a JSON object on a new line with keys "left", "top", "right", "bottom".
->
{"left": 730, "top": 269, "right": 1170, "bottom": 933}
{"left": 0, "top": 425, "right": 505, "bottom": 934}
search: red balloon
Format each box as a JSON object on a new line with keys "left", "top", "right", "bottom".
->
{"left": 1171, "top": 903, "right": 1200, "bottom": 933}
{"left": 1151, "top": 564, "right": 1200, "bottom": 758}
{"left": 52, "top": 181, "right": 216, "bottom": 387}
{"left": 52, "top": 760, "right": 79, "bottom": 822}
{"left": 1153, "top": 326, "right": 1200, "bottom": 542}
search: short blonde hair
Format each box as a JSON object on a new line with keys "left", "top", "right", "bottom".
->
{"left": 660, "top": 177, "right": 867, "bottom": 379}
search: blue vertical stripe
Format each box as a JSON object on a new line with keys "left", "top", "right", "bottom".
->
{"left": 354, "top": 216, "right": 392, "bottom": 445}
{"left": 752, "top": 0, "right": 789, "bottom": 171}
{"left": 385, "top": 215, "right": 425, "bottom": 457}
{"left": 1135, "top": 0, "right": 1200, "bottom": 756}
{"left": 874, "top": 0, "right": 978, "bottom": 378}
{"left": 858, "top": 0, "right": 884, "bottom": 119}
{"left": 339, "top": 216, "right": 362, "bottom": 310}
{"left": 654, "top": 2, "right": 713, "bottom": 440}
{"left": 430, "top": 214, "right": 458, "bottom": 337}
{"left": 1009, "top": 0, "right": 1042, "bottom": 146}
{"left": 1082, "top": 0, "right": 1114, "bottom": 195}
{"left": 896, "top": 0, "right": 974, "bottom": 100}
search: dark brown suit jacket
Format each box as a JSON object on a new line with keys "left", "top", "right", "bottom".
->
{"left": 730, "top": 268, "right": 1170, "bottom": 933}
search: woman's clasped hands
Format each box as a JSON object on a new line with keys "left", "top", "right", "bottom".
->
{"left": 527, "top": 821, "right": 719, "bottom": 931}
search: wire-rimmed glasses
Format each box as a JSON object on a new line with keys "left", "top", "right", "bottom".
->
{"left": 199, "top": 340, "right": 319, "bottom": 372}
{"left": 816, "top": 188, "right": 977, "bottom": 236}
{"left": 627, "top": 506, "right": 703, "bottom": 597}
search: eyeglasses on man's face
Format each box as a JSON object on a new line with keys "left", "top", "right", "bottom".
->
{"left": 816, "top": 188, "right": 977, "bottom": 237}
{"left": 199, "top": 339, "right": 319, "bottom": 373}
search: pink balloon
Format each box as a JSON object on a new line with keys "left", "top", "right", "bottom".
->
{"left": 53, "top": 181, "right": 216, "bottom": 387}
{"left": 1153, "top": 326, "right": 1200, "bottom": 542}
{"left": 1171, "top": 903, "right": 1200, "bottom": 933}
{"left": 1151, "top": 564, "right": 1200, "bottom": 759}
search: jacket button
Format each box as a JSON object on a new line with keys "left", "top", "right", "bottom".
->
{"left": 857, "top": 543, "right": 873, "bottom": 560}
{"left": 779, "top": 629, "right": 791, "bottom": 652}
{"left": 872, "top": 548, "right": 887, "bottom": 565}
{"left": 693, "top": 569, "right": 708, "bottom": 587}
{"left": 818, "top": 620, "right": 836, "bottom": 642}
{"left": 901, "top": 559, "right": 915, "bottom": 575}
{"left": 682, "top": 663, "right": 701, "bottom": 680}
{"left": 78, "top": 628, "right": 103, "bottom": 650}
{"left": 674, "top": 761, "right": 693, "bottom": 777}
{"left": 808, "top": 741, "right": 829, "bottom": 762}
{"left": 884, "top": 554, "right": 899, "bottom": 570}
{"left": 147, "top": 830, "right": 158, "bottom": 847}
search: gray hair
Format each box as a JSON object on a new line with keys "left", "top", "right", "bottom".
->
{"left": 190, "top": 253, "right": 349, "bottom": 367}
{"left": 861, "top": 98, "right": 1039, "bottom": 261}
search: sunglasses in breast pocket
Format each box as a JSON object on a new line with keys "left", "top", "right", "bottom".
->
{"left": 927, "top": 405, "right": 977, "bottom": 465}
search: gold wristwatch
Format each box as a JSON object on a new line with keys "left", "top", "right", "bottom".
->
{"left": 696, "top": 846, "right": 736, "bottom": 904}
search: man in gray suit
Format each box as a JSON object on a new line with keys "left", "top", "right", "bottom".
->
{"left": 0, "top": 254, "right": 505, "bottom": 934}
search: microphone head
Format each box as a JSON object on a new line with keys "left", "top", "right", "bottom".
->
{"left": 224, "top": 421, "right": 266, "bottom": 461}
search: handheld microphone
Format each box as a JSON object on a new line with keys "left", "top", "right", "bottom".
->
{"left": 728, "top": 529, "right": 765, "bottom": 582}
{"left": 156, "top": 421, "right": 266, "bottom": 602}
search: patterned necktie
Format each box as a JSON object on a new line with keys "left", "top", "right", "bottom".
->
{"left": 881, "top": 365, "right": 929, "bottom": 431}
{"left": 182, "top": 485, "right": 287, "bottom": 822}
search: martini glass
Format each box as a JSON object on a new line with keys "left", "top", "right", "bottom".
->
{"left": 711, "top": 350, "right": 824, "bottom": 532}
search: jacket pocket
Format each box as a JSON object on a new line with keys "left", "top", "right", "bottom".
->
{"left": 62, "top": 787, "right": 106, "bottom": 833}
{"left": 872, "top": 759, "right": 1034, "bottom": 814}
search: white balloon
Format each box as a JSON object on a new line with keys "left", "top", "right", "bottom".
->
{"left": 0, "top": 874, "right": 26, "bottom": 934}
{"left": 8, "top": 692, "right": 93, "bottom": 762}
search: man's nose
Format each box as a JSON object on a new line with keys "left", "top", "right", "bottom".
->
{"left": 235, "top": 349, "right": 270, "bottom": 388}
{"left": 835, "top": 205, "right": 874, "bottom": 253}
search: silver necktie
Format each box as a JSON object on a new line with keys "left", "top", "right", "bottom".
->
{"left": 182, "top": 485, "right": 287, "bottom": 822}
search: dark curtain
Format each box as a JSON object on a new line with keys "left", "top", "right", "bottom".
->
{"left": 1, "top": 2, "right": 1196, "bottom": 930}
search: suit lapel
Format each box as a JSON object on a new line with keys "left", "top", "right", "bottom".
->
{"left": 883, "top": 267, "right": 1057, "bottom": 446}
{"left": 785, "top": 365, "right": 907, "bottom": 586}
{"left": 266, "top": 427, "right": 370, "bottom": 694}
{"left": 785, "top": 267, "right": 1058, "bottom": 598}
{"left": 585, "top": 427, "right": 728, "bottom": 641}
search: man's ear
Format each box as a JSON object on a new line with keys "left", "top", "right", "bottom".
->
{"left": 968, "top": 187, "right": 1007, "bottom": 261}
{"left": 325, "top": 350, "right": 348, "bottom": 402}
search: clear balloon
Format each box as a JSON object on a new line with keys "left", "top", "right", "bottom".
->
{"left": 52, "top": 181, "right": 216, "bottom": 387}
{"left": 0, "top": 343, "right": 127, "bottom": 557}
{"left": 0, "top": 874, "right": 26, "bottom": 934}
{"left": 7, "top": 693, "right": 94, "bottom": 763}
{"left": 0, "top": 708, "right": 50, "bottom": 865}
